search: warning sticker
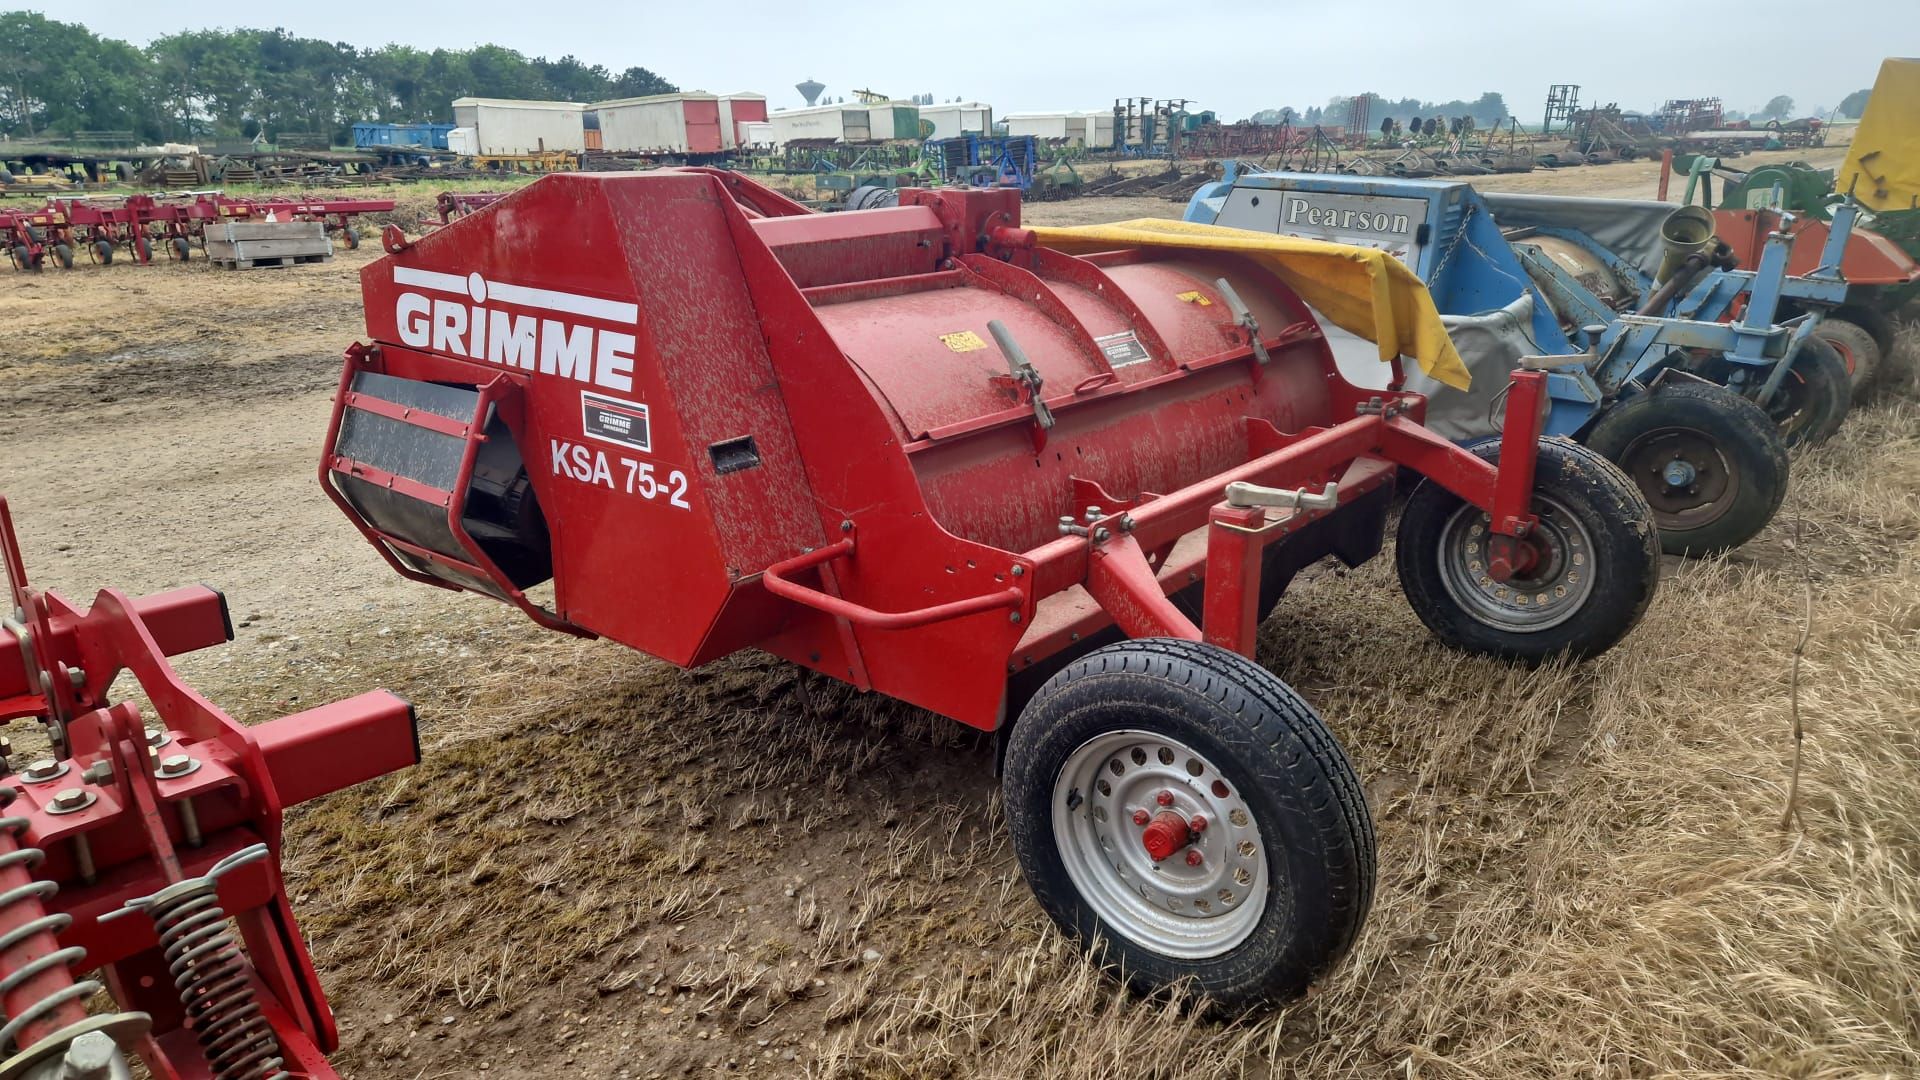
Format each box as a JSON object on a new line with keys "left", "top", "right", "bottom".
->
{"left": 581, "top": 391, "right": 652, "bottom": 453}
{"left": 1175, "top": 290, "right": 1213, "bottom": 306}
{"left": 1094, "top": 331, "right": 1151, "bottom": 368}
{"left": 941, "top": 330, "right": 989, "bottom": 352}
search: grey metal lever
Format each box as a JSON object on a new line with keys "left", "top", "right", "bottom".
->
{"left": 1225, "top": 480, "right": 1339, "bottom": 511}
{"left": 1214, "top": 277, "right": 1271, "bottom": 365}
{"left": 987, "top": 319, "right": 1056, "bottom": 429}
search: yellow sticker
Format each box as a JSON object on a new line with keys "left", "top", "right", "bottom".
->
{"left": 941, "top": 330, "right": 989, "bottom": 352}
{"left": 1176, "top": 290, "right": 1213, "bottom": 306}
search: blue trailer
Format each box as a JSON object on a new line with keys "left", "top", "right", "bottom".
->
{"left": 351, "top": 122, "right": 456, "bottom": 151}
{"left": 1185, "top": 169, "right": 1858, "bottom": 555}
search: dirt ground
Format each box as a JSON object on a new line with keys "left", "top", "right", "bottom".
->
{"left": 1, "top": 144, "right": 1914, "bottom": 1079}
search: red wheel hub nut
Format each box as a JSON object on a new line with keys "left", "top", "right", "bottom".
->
{"left": 1139, "top": 811, "right": 1191, "bottom": 862}
{"left": 1131, "top": 809, "right": 1150, "bottom": 827}
{"left": 1188, "top": 814, "right": 1207, "bottom": 833}
{"left": 1155, "top": 790, "right": 1175, "bottom": 807}
{"left": 1185, "top": 850, "right": 1203, "bottom": 867}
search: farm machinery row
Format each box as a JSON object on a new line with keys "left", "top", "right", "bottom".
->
{"left": 0, "top": 145, "right": 1890, "bottom": 1074}
{"left": 1187, "top": 164, "right": 1916, "bottom": 555}
{"left": 3, "top": 193, "right": 395, "bottom": 270}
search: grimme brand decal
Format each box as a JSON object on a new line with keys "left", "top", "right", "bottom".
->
{"left": 580, "top": 391, "right": 652, "bottom": 452}
{"left": 391, "top": 266, "right": 639, "bottom": 393}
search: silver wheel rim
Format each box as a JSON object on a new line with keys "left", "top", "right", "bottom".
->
{"left": 1435, "top": 495, "right": 1595, "bottom": 632}
{"left": 1052, "top": 729, "right": 1268, "bottom": 959}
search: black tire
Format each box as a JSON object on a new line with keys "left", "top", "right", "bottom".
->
{"left": 1813, "top": 317, "right": 1879, "bottom": 394}
{"left": 341, "top": 226, "right": 360, "bottom": 249}
{"left": 134, "top": 236, "right": 153, "bottom": 263}
{"left": 1396, "top": 438, "right": 1659, "bottom": 661}
{"left": 9, "top": 244, "right": 30, "bottom": 271}
{"left": 1584, "top": 382, "right": 1789, "bottom": 557}
{"left": 169, "top": 237, "right": 191, "bottom": 262}
{"left": 1762, "top": 336, "right": 1850, "bottom": 446}
{"left": 92, "top": 240, "right": 113, "bottom": 266}
{"left": 1003, "top": 638, "right": 1373, "bottom": 1006}
{"left": 51, "top": 243, "right": 73, "bottom": 270}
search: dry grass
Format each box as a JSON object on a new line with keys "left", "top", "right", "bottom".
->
{"left": 247, "top": 325, "right": 1920, "bottom": 1078}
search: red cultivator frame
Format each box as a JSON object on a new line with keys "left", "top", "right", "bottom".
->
{"left": 5, "top": 195, "right": 396, "bottom": 269}
{"left": 0, "top": 497, "right": 417, "bottom": 1078}
{"left": 323, "top": 171, "right": 1659, "bottom": 1004}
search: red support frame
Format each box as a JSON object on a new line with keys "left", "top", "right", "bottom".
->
{"left": 0, "top": 495, "right": 418, "bottom": 1079}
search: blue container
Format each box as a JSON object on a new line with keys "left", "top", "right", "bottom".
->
{"left": 353, "top": 122, "right": 456, "bottom": 150}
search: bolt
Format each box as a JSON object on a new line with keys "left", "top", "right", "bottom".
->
{"left": 61, "top": 1030, "right": 117, "bottom": 1080}
{"left": 146, "top": 728, "right": 170, "bottom": 748}
{"left": 1185, "top": 850, "right": 1204, "bottom": 867}
{"left": 1008, "top": 612, "right": 1022, "bottom": 624}
{"left": 1085, "top": 506, "right": 1102, "bottom": 523}
{"left": 50, "top": 788, "right": 88, "bottom": 812}
{"left": 66, "top": 667, "right": 85, "bottom": 689}
{"left": 157, "top": 754, "right": 198, "bottom": 779}
{"left": 1010, "top": 565, "right": 1025, "bottom": 577}
{"left": 1189, "top": 814, "right": 1208, "bottom": 834}
{"left": 23, "top": 759, "right": 61, "bottom": 783}
{"left": 840, "top": 520, "right": 853, "bottom": 533}
{"left": 1155, "top": 790, "right": 1175, "bottom": 807}
{"left": 1131, "top": 809, "right": 1150, "bottom": 827}
{"left": 82, "top": 761, "right": 112, "bottom": 785}
{"left": 1093, "top": 527, "right": 1111, "bottom": 543}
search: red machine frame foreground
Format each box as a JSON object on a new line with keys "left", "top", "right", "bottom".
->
{"left": 321, "top": 172, "right": 1557, "bottom": 732}
{"left": 0, "top": 496, "right": 417, "bottom": 1078}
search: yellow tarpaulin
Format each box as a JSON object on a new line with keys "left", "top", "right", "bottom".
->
{"left": 1028, "top": 217, "right": 1472, "bottom": 390}
{"left": 1841, "top": 58, "right": 1920, "bottom": 213}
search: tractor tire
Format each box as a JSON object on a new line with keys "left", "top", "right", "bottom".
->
{"left": 1583, "top": 382, "right": 1789, "bottom": 557}
{"left": 11, "top": 244, "right": 32, "bottom": 271}
{"left": 341, "top": 226, "right": 360, "bottom": 250}
{"left": 134, "top": 236, "right": 153, "bottom": 263}
{"left": 1003, "top": 638, "right": 1373, "bottom": 1006}
{"left": 92, "top": 240, "right": 113, "bottom": 266}
{"left": 169, "top": 237, "right": 191, "bottom": 262}
{"left": 1396, "top": 437, "right": 1659, "bottom": 661}
{"left": 1763, "top": 337, "right": 1850, "bottom": 446}
{"left": 51, "top": 243, "right": 73, "bottom": 270}
{"left": 1813, "top": 317, "right": 1879, "bottom": 395}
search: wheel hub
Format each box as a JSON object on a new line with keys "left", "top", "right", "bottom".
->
{"left": 1052, "top": 730, "right": 1268, "bottom": 959}
{"left": 1619, "top": 426, "right": 1736, "bottom": 527}
{"left": 1437, "top": 496, "right": 1596, "bottom": 633}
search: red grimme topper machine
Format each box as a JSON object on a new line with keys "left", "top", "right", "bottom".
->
{"left": 0, "top": 498, "right": 417, "bottom": 1079}
{"left": 324, "top": 170, "right": 1659, "bottom": 1002}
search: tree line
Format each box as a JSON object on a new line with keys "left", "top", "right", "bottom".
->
{"left": 0, "top": 12, "right": 676, "bottom": 146}
{"left": 1250, "top": 92, "right": 1511, "bottom": 130}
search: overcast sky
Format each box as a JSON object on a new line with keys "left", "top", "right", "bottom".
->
{"left": 33, "top": 1, "right": 1913, "bottom": 120}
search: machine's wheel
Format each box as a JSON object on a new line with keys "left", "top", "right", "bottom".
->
{"left": 10, "top": 244, "right": 31, "bottom": 271}
{"left": 1583, "top": 382, "right": 1789, "bottom": 557}
{"left": 341, "top": 226, "right": 360, "bottom": 250}
{"left": 1762, "top": 337, "right": 1850, "bottom": 446}
{"left": 51, "top": 243, "right": 73, "bottom": 270}
{"left": 92, "top": 240, "right": 113, "bottom": 265}
{"left": 168, "top": 237, "right": 191, "bottom": 262}
{"left": 1396, "top": 438, "right": 1659, "bottom": 661}
{"left": 1813, "top": 317, "right": 1879, "bottom": 394}
{"left": 1003, "top": 638, "right": 1373, "bottom": 1005}
{"left": 134, "top": 236, "right": 153, "bottom": 263}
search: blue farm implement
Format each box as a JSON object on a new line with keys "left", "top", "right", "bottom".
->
{"left": 1187, "top": 169, "right": 1861, "bottom": 555}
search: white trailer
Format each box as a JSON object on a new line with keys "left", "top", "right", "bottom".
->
{"left": 920, "top": 103, "right": 993, "bottom": 141}
{"left": 450, "top": 98, "right": 586, "bottom": 155}
{"left": 767, "top": 104, "right": 872, "bottom": 145}
{"left": 1081, "top": 111, "right": 1117, "bottom": 148}
{"left": 739, "top": 120, "right": 774, "bottom": 148}
{"left": 592, "top": 93, "right": 723, "bottom": 154}
{"left": 718, "top": 93, "right": 769, "bottom": 151}
{"left": 1004, "top": 112, "right": 1078, "bottom": 141}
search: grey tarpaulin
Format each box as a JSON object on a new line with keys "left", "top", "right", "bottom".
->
{"left": 1403, "top": 292, "right": 1551, "bottom": 442}
{"left": 1480, "top": 192, "right": 1678, "bottom": 280}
